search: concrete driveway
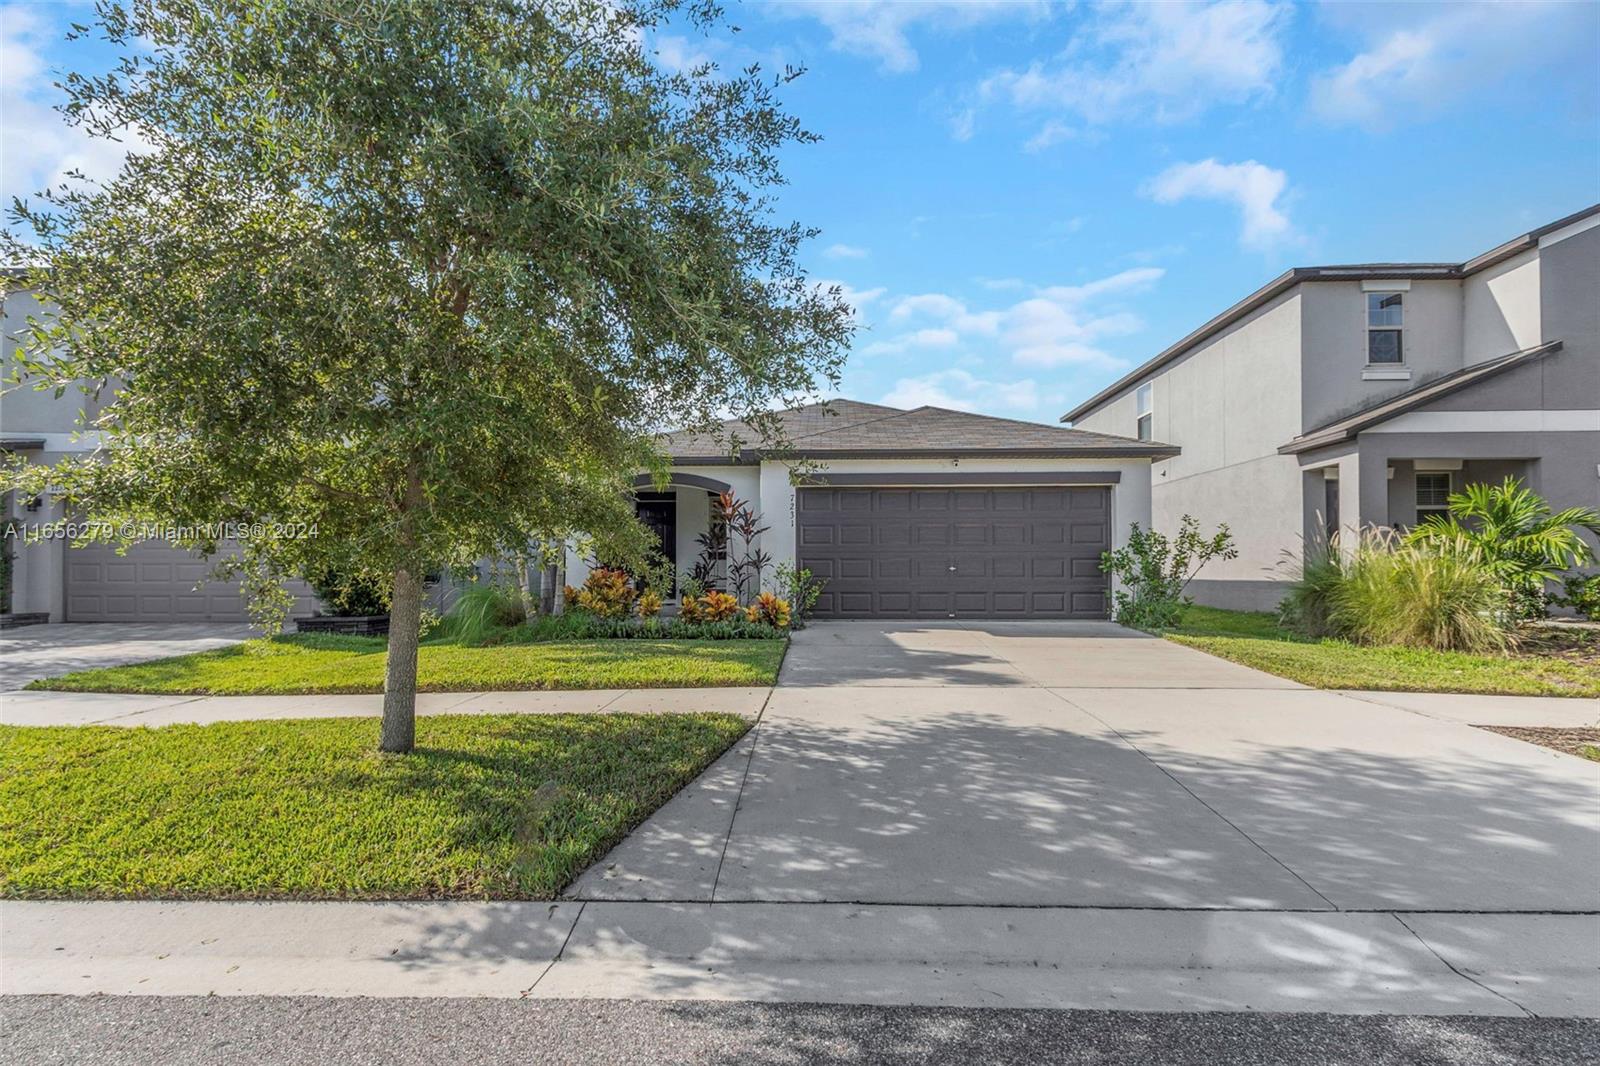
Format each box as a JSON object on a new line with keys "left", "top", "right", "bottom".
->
{"left": 574, "top": 620, "right": 1600, "bottom": 913}
{"left": 0, "top": 623, "right": 255, "bottom": 691}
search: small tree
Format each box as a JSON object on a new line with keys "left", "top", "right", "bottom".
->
{"left": 1100, "top": 516, "right": 1236, "bottom": 630}
{"left": 4, "top": 0, "right": 852, "bottom": 752}
{"left": 1404, "top": 478, "right": 1600, "bottom": 619}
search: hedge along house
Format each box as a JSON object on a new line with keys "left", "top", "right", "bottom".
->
{"left": 565, "top": 401, "right": 1178, "bottom": 620}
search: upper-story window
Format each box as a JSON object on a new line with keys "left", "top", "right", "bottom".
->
{"left": 1366, "top": 291, "right": 1404, "bottom": 364}
{"left": 1135, "top": 383, "right": 1153, "bottom": 441}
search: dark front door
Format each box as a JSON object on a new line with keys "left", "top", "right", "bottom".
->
{"left": 796, "top": 486, "right": 1112, "bottom": 619}
{"left": 1324, "top": 478, "right": 1340, "bottom": 546}
{"left": 635, "top": 492, "right": 677, "bottom": 590}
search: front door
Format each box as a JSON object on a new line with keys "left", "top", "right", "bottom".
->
{"left": 635, "top": 492, "right": 677, "bottom": 593}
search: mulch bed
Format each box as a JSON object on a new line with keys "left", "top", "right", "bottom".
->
{"left": 1479, "top": 726, "right": 1600, "bottom": 762}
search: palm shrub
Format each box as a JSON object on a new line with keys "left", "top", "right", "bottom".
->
{"left": 1404, "top": 478, "right": 1600, "bottom": 619}
{"left": 1326, "top": 531, "right": 1507, "bottom": 652}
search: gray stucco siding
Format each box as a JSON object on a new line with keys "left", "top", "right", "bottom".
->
{"left": 1537, "top": 223, "right": 1600, "bottom": 410}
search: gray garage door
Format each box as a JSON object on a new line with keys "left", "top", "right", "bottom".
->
{"left": 65, "top": 541, "right": 315, "bottom": 622}
{"left": 797, "top": 486, "right": 1111, "bottom": 619}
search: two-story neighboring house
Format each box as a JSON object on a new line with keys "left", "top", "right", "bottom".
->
{"left": 1064, "top": 204, "right": 1600, "bottom": 612}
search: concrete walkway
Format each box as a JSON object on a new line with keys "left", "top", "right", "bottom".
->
{"left": 0, "top": 687, "right": 770, "bottom": 727}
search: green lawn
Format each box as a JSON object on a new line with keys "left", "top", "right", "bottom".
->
{"left": 27, "top": 633, "right": 787, "bottom": 695}
{"left": 1168, "top": 606, "right": 1600, "bottom": 698}
{"left": 0, "top": 712, "right": 748, "bottom": 899}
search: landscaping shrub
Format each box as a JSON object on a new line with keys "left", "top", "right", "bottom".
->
{"left": 435, "top": 582, "right": 526, "bottom": 645}
{"left": 775, "top": 562, "right": 825, "bottom": 625}
{"left": 637, "top": 588, "right": 663, "bottom": 619}
{"left": 1556, "top": 574, "right": 1600, "bottom": 622}
{"left": 304, "top": 567, "right": 391, "bottom": 617}
{"left": 508, "top": 613, "right": 783, "bottom": 642}
{"left": 573, "top": 567, "right": 637, "bottom": 619}
{"left": 744, "top": 591, "right": 791, "bottom": 628}
{"left": 696, "top": 590, "right": 741, "bottom": 622}
{"left": 1329, "top": 534, "right": 1507, "bottom": 653}
{"left": 1100, "top": 516, "right": 1236, "bottom": 631}
{"left": 1404, "top": 477, "right": 1600, "bottom": 619}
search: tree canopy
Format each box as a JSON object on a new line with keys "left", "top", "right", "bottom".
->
{"left": 5, "top": 0, "right": 853, "bottom": 750}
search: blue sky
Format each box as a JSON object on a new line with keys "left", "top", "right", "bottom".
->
{"left": 5, "top": 1, "right": 1598, "bottom": 423}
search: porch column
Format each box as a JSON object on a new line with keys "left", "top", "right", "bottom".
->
{"left": 1357, "top": 448, "right": 1391, "bottom": 532}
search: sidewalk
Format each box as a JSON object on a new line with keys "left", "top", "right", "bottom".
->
{"left": 2, "top": 899, "right": 1593, "bottom": 1017}
{"left": 3, "top": 685, "right": 1592, "bottom": 728}
{"left": 0, "top": 687, "right": 771, "bottom": 727}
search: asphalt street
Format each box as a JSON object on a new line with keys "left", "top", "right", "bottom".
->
{"left": 3, "top": 997, "right": 1595, "bottom": 1066}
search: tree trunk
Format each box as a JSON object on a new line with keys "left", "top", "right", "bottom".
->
{"left": 513, "top": 550, "right": 537, "bottom": 618}
{"left": 540, "top": 540, "right": 558, "bottom": 616}
{"left": 381, "top": 566, "right": 424, "bottom": 753}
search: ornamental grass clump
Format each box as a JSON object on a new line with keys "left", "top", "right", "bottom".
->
{"left": 1284, "top": 529, "right": 1509, "bottom": 653}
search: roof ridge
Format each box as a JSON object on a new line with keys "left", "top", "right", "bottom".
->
{"left": 914, "top": 404, "right": 1133, "bottom": 439}
{"left": 780, "top": 402, "right": 917, "bottom": 444}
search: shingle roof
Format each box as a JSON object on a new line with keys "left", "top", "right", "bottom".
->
{"left": 1279, "top": 340, "right": 1565, "bottom": 455}
{"left": 661, "top": 400, "right": 1177, "bottom": 463}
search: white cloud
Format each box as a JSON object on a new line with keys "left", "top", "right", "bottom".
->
{"left": 824, "top": 242, "right": 869, "bottom": 260}
{"left": 1145, "top": 158, "right": 1292, "bottom": 250}
{"left": 653, "top": 34, "right": 717, "bottom": 75}
{"left": 882, "top": 368, "right": 1047, "bottom": 414}
{"left": 1022, "top": 119, "right": 1079, "bottom": 153}
{"left": 814, "top": 278, "right": 886, "bottom": 323}
{"left": 880, "top": 267, "right": 1160, "bottom": 370}
{"left": 979, "top": 0, "right": 1289, "bottom": 128}
{"left": 1, "top": 6, "right": 154, "bottom": 210}
{"left": 1310, "top": 2, "right": 1598, "bottom": 130}
{"left": 774, "top": 1, "right": 1044, "bottom": 74}
{"left": 948, "top": 107, "right": 977, "bottom": 142}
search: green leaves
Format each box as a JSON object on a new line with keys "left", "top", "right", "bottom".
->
{"left": 1404, "top": 477, "right": 1600, "bottom": 617}
{"left": 1100, "top": 516, "right": 1238, "bottom": 631}
{"left": 4, "top": 0, "right": 851, "bottom": 609}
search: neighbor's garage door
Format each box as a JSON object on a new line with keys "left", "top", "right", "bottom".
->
{"left": 66, "top": 541, "right": 269, "bottom": 622}
{"left": 797, "top": 486, "right": 1111, "bottom": 619}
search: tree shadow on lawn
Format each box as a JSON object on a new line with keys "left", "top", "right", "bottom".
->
{"left": 0, "top": 712, "right": 749, "bottom": 902}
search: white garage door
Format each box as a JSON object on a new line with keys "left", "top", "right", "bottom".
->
{"left": 65, "top": 541, "right": 315, "bottom": 622}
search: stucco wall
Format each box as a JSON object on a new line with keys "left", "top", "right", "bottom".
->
{"left": 1537, "top": 221, "right": 1600, "bottom": 411}
{"left": 1299, "top": 279, "right": 1465, "bottom": 432}
{"left": 1074, "top": 289, "right": 1304, "bottom": 612}
{"left": 1463, "top": 249, "right": 1541, "bottom": 365}
{"left": 1, "top": 289, "right": 110, "bottom": 437}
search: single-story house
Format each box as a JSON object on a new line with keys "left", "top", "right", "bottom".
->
{"left": 567, "top": 400, "right": 1177, "bottom": 620}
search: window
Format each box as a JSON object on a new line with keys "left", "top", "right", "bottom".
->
{"left": 1415, "top": 472, "right": 1452, "bottom": 523}
{"left": 1135, "top": 383, "right": 1153, "bottom": 441}
{"left": 1366, "top": 291, "right": 1403, "bottom": 364}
